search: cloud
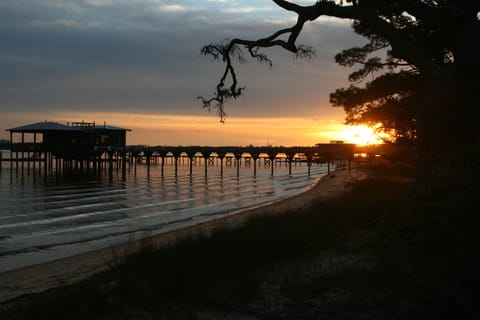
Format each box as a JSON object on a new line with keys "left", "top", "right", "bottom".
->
{"left": 40, "top": 0, "right": 87, "bottom": 12}
{"left": 263, "top": 17, "right": 297, "bottom": 25}
{"left": 221, "top": 6, "right": 273, "bottom": 14}
{"left": 85, "top": 0, "right": 115, "bottom": 6}
{"left": 29, "top": 18, "right": 101, "bottom": 29}
{"left": 156, "top": 4, "right": 200, "bottom": 13}
{"left": 0, "top": 0, "right": 364, "bottom": 126}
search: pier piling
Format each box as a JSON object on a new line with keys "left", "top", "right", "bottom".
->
{"left": 2, "top": 144, "right": 356, "bottom": 180}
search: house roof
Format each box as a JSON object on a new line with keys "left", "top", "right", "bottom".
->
{"left": 7, "top": 121, "right": 80, "bottom": 133}
{"left": 93, "top": 125, "right": 132, "bottom": 131}
{"left": 7, "top": 121, "right": 130, "bottom": 133}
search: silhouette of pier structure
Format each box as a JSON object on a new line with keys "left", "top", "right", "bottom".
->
{"left": 3, "top": 120, "right": 129, "bottom": 172}
{"left": 3, "top": 120, "right": 355, "bottom": 176}
{"left": 123, "top": 145, "right": 354, "bottom": 176}
{"left": 3, "top": 144, "right": 354, "bottom": 177}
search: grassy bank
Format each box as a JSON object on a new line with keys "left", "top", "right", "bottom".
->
{"left": 1, "top": 160, "right": 479, "bottom": 319}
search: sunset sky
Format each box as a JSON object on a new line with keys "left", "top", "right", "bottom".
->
{"left": 0, "top": 0, "right": 369, "bottom": 146}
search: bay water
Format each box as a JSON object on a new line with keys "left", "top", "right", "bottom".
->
{"left": 0, "top": 150, "right": 330, "bottom": 273}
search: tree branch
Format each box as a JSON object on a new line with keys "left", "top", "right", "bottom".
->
{"left": 199, "top": 2, "right": 324, "bottom": 120}
{"left": 199, "top": 0, "right": 435, "bottom": 120}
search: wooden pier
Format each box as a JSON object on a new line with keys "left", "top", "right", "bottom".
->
{"left": 3, "top": 120, "right": 355, "bottom": 177}
{"left": 2, "top": 144, "right": 355, "bottom": 177}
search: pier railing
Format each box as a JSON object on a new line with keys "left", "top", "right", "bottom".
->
{"left": 123, "top": 144, "right": 355, "bottom": 161}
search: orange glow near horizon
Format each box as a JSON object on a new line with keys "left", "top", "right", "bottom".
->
{"left": 0, "top": 111, "right": 383, "bottom": 147}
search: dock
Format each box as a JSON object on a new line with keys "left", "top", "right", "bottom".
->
{"left": 3, "top": 120, "right": 355, "bottom": 177}
{"left": 2, "top": 144, "right": 354, "bottom": 177}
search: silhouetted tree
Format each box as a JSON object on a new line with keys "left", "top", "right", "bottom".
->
{"left": 327, "top": 26, "right": 418, "bottom": 144}
{"left": 200, "top": 0, "right": 480, "bottom": 197}
{"left": 329, "top": 68, "right": 418, "bottom": 144}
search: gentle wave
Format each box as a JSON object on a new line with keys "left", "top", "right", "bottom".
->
{"left": 0, "top": 158, "right": 330, "bottom": 273}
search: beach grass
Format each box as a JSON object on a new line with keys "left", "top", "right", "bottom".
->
{"left": 1, "top": 160, "right": 479, "bottom": 319}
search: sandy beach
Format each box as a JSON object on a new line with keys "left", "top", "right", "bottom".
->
{"left": 0, "top": 166, "right": 366, "bottom": 304}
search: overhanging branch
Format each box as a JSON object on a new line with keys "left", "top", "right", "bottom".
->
{"left": 198, "top": 7, "right": 315, "bottom": 121}
{"left": 198, "top": 0, "right": 430, "bottom": 121}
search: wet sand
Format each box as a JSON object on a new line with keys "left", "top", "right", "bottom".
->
{"left": 0, "top": 167, "right": 366, "bottom": 304}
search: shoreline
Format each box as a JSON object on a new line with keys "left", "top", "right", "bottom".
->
{"left": 0, "top": 166, "right": 366, "bottom": 304}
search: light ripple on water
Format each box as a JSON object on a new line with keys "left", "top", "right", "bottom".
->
{"left": 0, "top": 160, "right": 331, "bottom": 273}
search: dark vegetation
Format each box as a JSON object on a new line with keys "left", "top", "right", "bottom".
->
{"left": 200, "top": 0, "right": 480, "bottom": 201}
{"left": 2, "top": 160, "right": 479, "bottom": 319}
{"left": 195, "top": 6, "right": 480, "bottom": 316}
{"left": 2, "top": 2, "right": 478, "bottom": 318}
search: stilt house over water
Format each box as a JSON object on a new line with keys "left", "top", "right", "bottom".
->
{"left": 6, "top": 121, "right": 130, "bottom": 161}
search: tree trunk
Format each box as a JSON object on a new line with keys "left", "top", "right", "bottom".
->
{"left": 415, "top": 63, "right": 480, "bottom": 206}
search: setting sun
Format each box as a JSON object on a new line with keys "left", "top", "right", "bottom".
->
{"left": 339, "top": 125, "right": 383, "bottom": 146}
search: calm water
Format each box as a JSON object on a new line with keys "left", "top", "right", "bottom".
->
{"left": 0, "top": 150, "right": 330, "bottom": 273}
